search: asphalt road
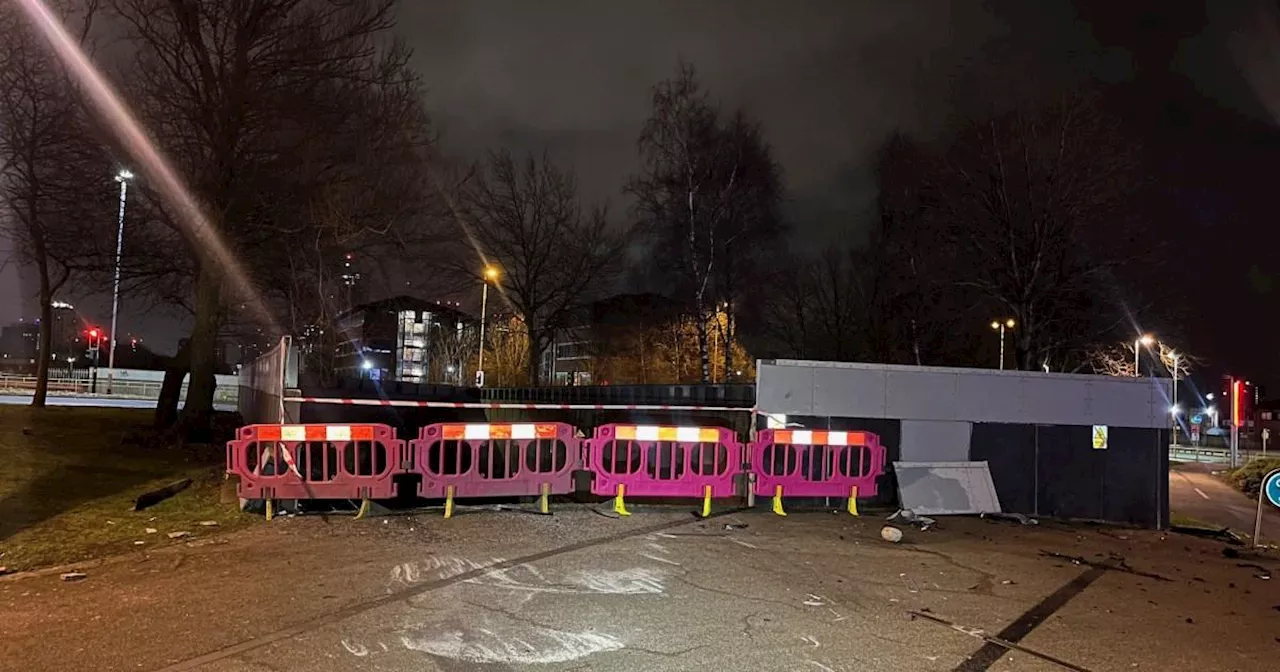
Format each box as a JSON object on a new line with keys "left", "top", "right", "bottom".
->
{"left": 4, "top": 509, "right": 1278, "bottom": 672}
{"left": 1169, "top": 462, "right": 1280, "bottom": 541}
{"left": 0, "top": 394, "right": 235, "bottom": 412}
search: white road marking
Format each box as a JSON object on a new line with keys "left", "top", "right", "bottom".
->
{"left": 1194, "top": 488, "right": 1210, "bottom": 500}
{"left": 640, "top": 553, "right": 682, "bottom": 566}
{"left": 728, "top": 537, "right": 759, "bottom": 549}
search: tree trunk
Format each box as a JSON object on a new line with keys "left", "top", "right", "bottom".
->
{"left": 178, "top": 264, "right": 222, "bottom": 436}
{"left": 526, "top": 329, "right": 544, "bottom": 386}
{"left": 695, "top": 307, "right": 711, "bottom": 384}
{"left": 32, "top": 254, "right": 53, "bottom": 408}
{"left": 154, "top": 339, "right": 190, "bottom": 428}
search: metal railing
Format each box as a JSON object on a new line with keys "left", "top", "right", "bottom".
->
{"left": 0, "top": 374, "right": 237, "bottom": 403}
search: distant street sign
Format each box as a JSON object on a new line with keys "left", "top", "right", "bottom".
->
{"left": 1265, "top": 471, "right": 1280, "bottom": 509}
{"left": 1092, "top": 425, "right": 1108, "bottom": 450}
{"left": 1191, "top": 413, "right": 1204, "bottom": 425}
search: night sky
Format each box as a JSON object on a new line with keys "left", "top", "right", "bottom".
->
{"left": 1, "top": 0, "right": 1275, "bottom": 391}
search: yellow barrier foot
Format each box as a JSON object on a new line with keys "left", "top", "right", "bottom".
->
{"left": 613, "top": 484, "right": 632, "bottom": 516}
{"left": 847, "top": 485, "right": 860, "bottom": 516}
{"left": 444, "top": 485, "right": 455, "bottom": 519}
{"left": 540, "top": 483, "right": 551, "bottom": 514}
{"left": 265, "top": 498, "right": 274, "bottom": 521}
{"left": 700, "top": 484, "right": 712, "bottom": 518}
{"left": 354, "top": 498, "right": 371, "bottom": 520}
{"left": 772, "top": 485, "right": 787, "bottom": 516}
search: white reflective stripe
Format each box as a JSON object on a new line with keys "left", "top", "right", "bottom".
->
{"left": 326, "top": 426, "right": 351, "bottom": 441}
{"left": 511, "top": 424, "right": 536, "bottom": 440}
{"left": 676, "top": 427, "right": 701, "bottom": 443}
{"left": 792, "top": 430, "right": 813, "bottom": 445}
{"left": 281, "top": 426, "right": 306, "bottom": 441}
{"left": 463, "top": 424, "right": 490, "bottom": 440}
{"left": 827, "top": 431, "right": 848, "bottom": 446}
{"left": 636, "top": 426, "right": 660, "bottom": 441}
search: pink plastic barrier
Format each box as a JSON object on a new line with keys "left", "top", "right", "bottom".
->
{"left": 587, "top": 424, "right": 742, "bottom": 498}
{"left": 408, "top": 422, "right": 577, "bottom": 498}
{"left": 226, "top": 424, "right": 405, "bottom": 500}
{"left": 750, "top": 429, "right": 886, "bottom": 498}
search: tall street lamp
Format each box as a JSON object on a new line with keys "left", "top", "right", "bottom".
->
{"left": 106, "top": 169, "right": 133, "bottom": 393}
{"left": 990, "top": 318, "right": 1015, "bottom": 370}
{"left": 476, "top": 266, "right": 497, "bottom": 386}
{"left": 1133, "top": 334, "right": 1154, "bottom": 376}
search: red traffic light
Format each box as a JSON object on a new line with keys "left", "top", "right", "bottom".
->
{"left": 88, "top": 328, "right": 99, "bottom": 338}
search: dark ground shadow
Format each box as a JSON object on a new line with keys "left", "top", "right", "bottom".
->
{"left": 0, "top": 462, "right": 163, "bottom": 542}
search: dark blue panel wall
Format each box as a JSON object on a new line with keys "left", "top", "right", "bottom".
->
{"left": 971, "top": 422, "right": 1167, "bottom": 528}
{"left": 969, "top": 423, "right": 1036, "bottom": 514}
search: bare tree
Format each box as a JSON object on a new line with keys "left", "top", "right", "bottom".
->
{"left": 110, "top": 0, "right": 440, "bottom": 432}
{"left": 459, "top": 151, "right": 622, "bottom": 386}
{"left": 628, "top": 63, "right": 784, "bottom": 383}
{"left": 0, "top": 1, "right": 104, "bottom": 407}
{"left": 907, "top": 95, "right": 1148, "bottom": 370}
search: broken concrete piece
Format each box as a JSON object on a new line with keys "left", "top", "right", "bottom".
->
{"left": 60, "top": 572, "right": 87, "bottom": 582}
{"left": 145, "top": 528, "right": 158, "bottom": 534}
{"left": 166, "top": 531, "right": 190, "bottom": 539}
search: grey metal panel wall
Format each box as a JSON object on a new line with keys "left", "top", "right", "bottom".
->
{"left": 900, "top": 420, "right": 971, "bottom": 462}
{"left": 758, "top": 360, "right": 1170, "bottom": 429}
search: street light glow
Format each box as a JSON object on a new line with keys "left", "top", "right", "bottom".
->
{"left": 484, "top": 266, "right": 498, "bottom": 281}
{"left": 116, "top": 169, "right": 133, "bottom": 181}
{"left": 1138, "top": 334, "right": 1154, "bottom": 346}
{"left": 1170, "top": 404, "right": 1181, "bottom": 416}
{"left": 361, "top": 359, "right": 373, "bottom": 370}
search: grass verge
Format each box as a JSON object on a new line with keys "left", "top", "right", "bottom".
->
{"left": 1224, "top": 457, "right": 1280, "bottom": 498}
{"left": 0, "top": 405, "right": 254, "bottom": 572}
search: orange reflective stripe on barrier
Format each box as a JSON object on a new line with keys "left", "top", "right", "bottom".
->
{"left": 439, "top": 423, "right": 560, "bottom": 441}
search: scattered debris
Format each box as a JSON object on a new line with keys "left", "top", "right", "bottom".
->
{"left": 900, "top": 573, "right": 920, "bottom": 593}
{"left": 145, "top": 528, "right": 158, "bottom": 534}
{"left": 724, "top": 523, "right": 749, "bottom": 530}
{"left": 1039, "top": 550, "right": 1173, "bottom": 582}
{"left": 980, "top": 512, "right": 1038, "bottom": 525}
{"left": 888, "top": 508, "right": 936, "bottom": 530}
{"left": 198, "top": 520, "right": 219, "bottom": 527}
{"left": 1185, "top": 617, "right": 1194, "bottom": 624}
{"left": 1170, "top": 525, "right": 1244, "bottom": 546}
{"left": 0, "top": 567, "right": 12, "bottom": 576}
{"left": 1236, "top": 563, "right": 1272, "bottom": 580}
{"left": 105, "top": 520, "right": 116, "bottom": 525}
{"left": 60, "top": 572, "right": 87, "bottom": 582}
{"left": 133, "top": 541, "right": 145, "bottom": 546}
{"left": 803, "top": 593, "right": 828, "bottom": 606}
{"left": 1001, "top": 579, "right": 1016, "bottom": 585}
{"left": 167, "top": 531, "right": 191, "bottom": 539}
{"left": 880, "top": 525, "right": 904, "bottom": 543}
{"left": 132, "top": 478, "right": 193, "bottom": 511}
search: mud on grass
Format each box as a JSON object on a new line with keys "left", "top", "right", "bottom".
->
{"left": 0, "top": 406, "right": 255, "bottom": 571}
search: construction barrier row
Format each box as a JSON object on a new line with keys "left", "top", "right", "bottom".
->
{"left": 226, "top": 422, "right": 887, "bottom": 517}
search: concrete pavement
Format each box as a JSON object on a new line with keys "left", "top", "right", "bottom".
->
{"left": 3, "top": 507, "right": 1278, "bottom": 672}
